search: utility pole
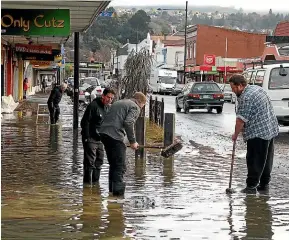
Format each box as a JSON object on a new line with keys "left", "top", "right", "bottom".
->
{"left": 73, "top": 32, "right": 79, "bottom": 129}
{"left": 183, "top": 1, "right": 188, "bottom": 84}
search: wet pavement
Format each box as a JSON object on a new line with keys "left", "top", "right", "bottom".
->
{"left": 1, "top": 94, "right": 289, "bottom": 239}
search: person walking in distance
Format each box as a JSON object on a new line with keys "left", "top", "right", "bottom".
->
{"left": 99, "top": 92, "right": 147, "bottom": 196}
{"left": 47, "top": 83, "right": 67, "bottom": 124}
{"left": 81, "top": 88, "right": 115, "bottom": 185}
{"left": 23, "top": 78, "right": 29, "bottom": 99}
{"left": 229, "top": 74, "right": 279, "bottom": 194}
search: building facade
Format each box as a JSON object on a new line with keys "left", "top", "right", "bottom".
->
{"left": 185, "top": 25, "right": 266, "bottom": 82}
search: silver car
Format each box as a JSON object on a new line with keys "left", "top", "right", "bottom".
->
{"left": 220, "top": 84, "right": 236, "bottom": 104}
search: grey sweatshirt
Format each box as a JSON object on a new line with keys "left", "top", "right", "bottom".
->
{"left": 99, "top": 98, "right": 141, "bottom": 144}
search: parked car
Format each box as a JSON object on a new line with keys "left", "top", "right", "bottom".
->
{"left": 175, "top": 82, "right": 225, "bottom": 114}
{"left": 243, "top": 62, "right": 289, "bottom": 126}
{"left": 171, "top": 83, "right": 185, "bottom": 96}
{"left": 219, "top": 84, "right": 236, "bottom": 103}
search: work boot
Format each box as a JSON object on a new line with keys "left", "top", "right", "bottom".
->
{"left": 92, "top": 169, "right": 101, "bottom": 183}
{"left": 83, "top": 168, "right": 99, "bottom": 185}
{"left": 112, "top": 182, "right": 126, "bottom": 197}
{"left": 257, "top": 184, "right": 269, "bottom": 192}
{"left": 241, "top": 186, "right": 257, "bottom": 194}
{"left": 109, "top": 180, "right": 112, "bottom": 193}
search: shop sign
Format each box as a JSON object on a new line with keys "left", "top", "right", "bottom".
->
{"left": 203, "top": 54, "right": 216, "bottom": 66}
{"left": 1, "top": 9, "right": 70, "bottom": 36}
{"left": 22, "top": 54, "right": 55, "bottom": 61}
{"left": 30, "top": 60, "right": 52, "bottom": 66}
{"left": 15, "top": 44, "right": 52, "bottom": 54}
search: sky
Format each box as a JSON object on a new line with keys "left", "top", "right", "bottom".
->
{"left": 111, "top": 0, "right": 289, "bottom": 12}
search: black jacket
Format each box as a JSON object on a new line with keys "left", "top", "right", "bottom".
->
{"left": 81, "top": 97, "right": 109, "bottom": 141}
{"left": 47, "top": 86, "right": 63, "bottom": 106}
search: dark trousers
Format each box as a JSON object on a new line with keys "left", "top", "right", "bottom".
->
{"left": 23, "top": 90, "right": 27, "bottom": 99}
{"left": 100, "top": 134, "right": 126, "bottom": 195}
{"left": 246, "top": 138, "right": 274, "bottom": 188}
{"left": 48, "top": 103, "right": 60, "bottom": 124}
{"left": 82, "top": 137, "right": 104, "bottom": 184}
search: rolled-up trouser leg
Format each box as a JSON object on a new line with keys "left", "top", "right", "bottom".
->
{"left": 48, "top": 103, "right": 55, "bottom": 124}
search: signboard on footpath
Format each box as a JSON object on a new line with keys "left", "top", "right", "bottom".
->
{"left": 15, "top": 44, "right": 52, "bottom": 54}
{"left": 1, "top": 9, "right": 70, "bottom": 36}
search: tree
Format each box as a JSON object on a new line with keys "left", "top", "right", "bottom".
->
{"left": 118, "top": 48, "right": 152, "bottom": 100}
{"left": 128, "top": 10, "right": 151, "bottom": 33}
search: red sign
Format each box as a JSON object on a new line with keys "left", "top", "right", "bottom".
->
{"left": 203, "top": 54, "right": 216, "bottom": 66}
{"left": 15, "top": 44, "right": 52, "bottom": 55}
{"left": 217, "top": 66, "right": 242, "bottom": 72}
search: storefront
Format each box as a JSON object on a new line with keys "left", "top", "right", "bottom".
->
{"left": 186, "top": 65, "right": 243, "bottom": 83}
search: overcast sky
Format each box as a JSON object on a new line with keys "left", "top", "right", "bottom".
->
{"left": 111, "top": 0, "right": 289, "bottom": 12}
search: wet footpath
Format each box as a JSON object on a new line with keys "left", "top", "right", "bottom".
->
{"left": 1, "top": 93, "right": 289, "bottom": 240}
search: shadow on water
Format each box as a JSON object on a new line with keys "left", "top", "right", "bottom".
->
{"left": 1, "top": 111, "right": 289, "bottom": 239}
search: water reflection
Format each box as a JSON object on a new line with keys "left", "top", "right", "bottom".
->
{"left": 242, "top": 195, "right": 273, "bottom": 240}
{"left": 80, "top": 186, "right": 103, "bottom": 239}
{"left": 49, "top": 125, "right": 61, "bottom": 152}
{"left": 163, "top": 156, "right": 174, "bottom": 186}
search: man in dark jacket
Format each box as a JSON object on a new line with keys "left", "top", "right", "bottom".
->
{"left": 81, "top": 88, "right": 115, "bottom": 185}
{"left": 99, "top": 92, "right": 147, "bottom": 196}
{"left": 47, "top": 83, "right": 67, "bottom": 124}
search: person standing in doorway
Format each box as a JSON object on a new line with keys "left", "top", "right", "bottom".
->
{"left": 81, "top": 88, "right": 115, "bottom": 185}
{"left": 23, "top": 78, "right": 29, "bottom": 99}
{"left": 41, "top": 78, "right": 47, "bottom": 93}
{"left": 99, "top": 92, "right": 147, "bottom": 197}
{"left": 47, "top": 83, "right": 67, "bottom": 124}
{"left": 229, "top": 74, "right": 279, "bottom": 194}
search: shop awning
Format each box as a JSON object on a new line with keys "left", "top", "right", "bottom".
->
{"left": 1, "top": 0, "right": 111, "bottom": 45}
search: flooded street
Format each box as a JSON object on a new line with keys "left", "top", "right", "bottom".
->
{"left": 1, "top": 95, "right": 289, "bottom": 239}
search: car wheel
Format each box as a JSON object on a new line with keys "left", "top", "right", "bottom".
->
{"left": 176, "top": 99, "right": 181, "bottom": 113}
{"left": 207, "top": 108, "right": 213, "bottom": 113}
{"left": 216, "top": 107, "right": 223, "bottom": 114}
{"left": 184, "top": 102, "right": 189, "bottom": 114}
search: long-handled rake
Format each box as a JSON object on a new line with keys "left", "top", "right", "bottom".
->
{"left": 226, "top": 141, "right": 236, "bottom": 194}
{"left": 128, "top": 142, "right": 183, "bottom": 158}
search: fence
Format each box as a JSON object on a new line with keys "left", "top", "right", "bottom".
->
{"left": 149, "top": 96, "right": 164, "bottom": 127}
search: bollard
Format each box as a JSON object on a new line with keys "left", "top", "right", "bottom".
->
{"left": 135, "top": 116, "right": 146, "bottom": 160}
{"left": 154, "top": 96, "right": 158, "bottom": 125}
{"left": 164, "top": 113, "right": 175, "bottom": 147}
{"left": 160, "top": 98, "right": 165, "bottom": 127}
{"left": 149, "top": 95, "right": 153, "bottom": 122}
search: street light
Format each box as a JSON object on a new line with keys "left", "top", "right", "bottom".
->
{"left": 157, "top": 1, "right": 188, "bottom": 84}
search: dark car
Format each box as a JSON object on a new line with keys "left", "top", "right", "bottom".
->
{"left": 175, "top": 82, "right": 225, "bottom": 114}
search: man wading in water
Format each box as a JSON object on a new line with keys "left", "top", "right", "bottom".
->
{"left": 99, "top": 92, "right": 147, "bottom": 197}
{"left": 47, "top": 83, "right": 67, "bottom": 125}
{"left": 80, "top": 88, "right": 115, "bottom": 185}
{"left": 230, "top": 74, "right": 279, "bottom": 194}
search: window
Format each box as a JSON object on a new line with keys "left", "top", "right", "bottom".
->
{"left": 254, "top": 70, "right": 265, "bottom": 87}
{"left": 269, "top": 67, "right": 289, "bottom": 89}
{"left": 191, "top": 83, "right": 221, "bottom": 93}
{"left": 193, "top": 42, "right": 196, "bottom": 59}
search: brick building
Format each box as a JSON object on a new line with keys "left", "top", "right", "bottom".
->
{"left": 185, "top": 25, "right": 266, "bottom": 82}
{"left": 261, "top": 21, "right": 289, "bottom": 62}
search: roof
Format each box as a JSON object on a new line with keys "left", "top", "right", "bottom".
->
{"left": 163, "top": 39, "right": 185, "bottom": 47}
{"left": 1, "top": 0, "right": 110, "bottom": 45}
{"left": 151, "top": 35, "right": 184, "bottom": 42}
{"left": 274, "top": 21, "right": 289, "bottom": 36}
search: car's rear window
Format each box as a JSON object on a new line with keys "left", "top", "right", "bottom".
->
{"left": 269, "top": 68, "right": 289, "bottom": 89}
{"left": 191, "top": 83, "right": 221, "bottom": 93}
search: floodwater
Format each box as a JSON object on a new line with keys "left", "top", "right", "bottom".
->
{"left": 1, "top": 102, "right": 289, "bottom": 239}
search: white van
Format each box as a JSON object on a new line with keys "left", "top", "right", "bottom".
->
{"left": 243, "top": 63, "right": 289, "bottom": 126}
{"left": 150, "top": 69, "right": 177, "bottom": 94}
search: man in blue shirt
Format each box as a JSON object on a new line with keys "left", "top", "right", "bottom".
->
{"left": 229, "top": 74, "right": 279, "bottom": 194}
